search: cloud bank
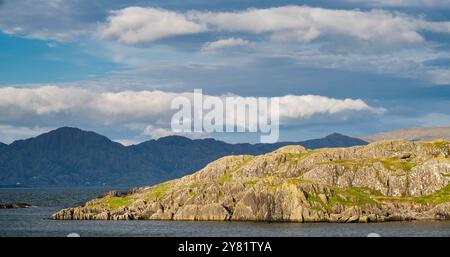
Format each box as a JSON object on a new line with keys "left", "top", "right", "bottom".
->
{"left": 0, "top": 86, "right": 384, "bottom": 142}
{"left": 342, "top": 0, "right": 450, "bottom": 7}
{"left": 98, "top": 6, "right": 450, "bottom": 46}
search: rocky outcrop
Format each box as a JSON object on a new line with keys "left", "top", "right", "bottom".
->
{"left": 0, "top": 203, "right": 31, "bottom": 209}
{"left": 53, "top": 140, "right": 450, "bottom": 222}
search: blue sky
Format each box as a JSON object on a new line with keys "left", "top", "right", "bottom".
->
{"left": 1, "top": 0, "right": 450, "bottom": 144}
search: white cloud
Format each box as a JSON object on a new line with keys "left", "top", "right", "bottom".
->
{"left": 142, "top": 125, "right": 208, "bottom": 140}
{"left": 427, "top": 69, "right": 450, "bottom": 85}
{"left": 0, "top": 86, "right": 93, "bottom": 118}
{"left": 112, "top": 138, "right": 143, "bottom": 146}
{"left": 342, "top": 0, "right": 450, "bottom": 7}
{"left": 0, "top": 85, "right": 383, "bottom": 132}
{"left": 0, "top": 124, "right": 53, "bottom": 144}
{"left": 92, "top": 6, "right": 450, "bottom": 86}
{"left": 189, "top": 6, "right": 450, "bottom": 45}
{"left": 99, "top": 7, "right": 208, "bottom": 44}
{"left": 0, "top": 86, "right": 191, "bottom": 123}
{"left": 0, "top": 0, "right": 92, "bottom": 41}
{"left": 200, "top": 38, "right": 254, "bottom": 53}
{"left": 279, "top": 95, "right": 385, "bottom": 120}
{"left": 98, "top": 5, "right": 450, "bottom": 48}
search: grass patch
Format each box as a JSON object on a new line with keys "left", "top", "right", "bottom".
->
{"left": 243, "top": 180, "right": 257, "bottom": 187}
{"left": 410, "top": 184, "right": 450, "bottom": 204}
{"left": 319, "top": 159, "right": 355, "bottom": 165}
{"left": 306, "top": 195, "right": 319, "bottom": 203}
{"left": 376, "top": 184, "right": 450, "bottom": 205}
{"left": 426, "top": 140, "right": 448, "bottom": 149}
{"left": 103, "top": 196, "right": 136, "bottom": 209}
{"left": 339, "top": 187, "right": 380, "bottom": 206}
{"left": 285, "top": 151, "right": 317, "bottom": 163}
{"left": 328, "top": 194, "right": 353, "bottom": 206}
{"left": 144, "top": 183, "right": 170, "bottom": 201}
{"left": 380, "top": 157, "right": 415, "bottom": 172}
{"left": 286, "top": 178, "right": 303, "bottom": 185}
{"left": 218, "top": 173, "right": 232, "bottom": 183}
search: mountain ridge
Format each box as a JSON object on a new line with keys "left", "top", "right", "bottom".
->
{"left": 0, "top": 127, "right": 367, "bottom": 187}
{"left": 363, "top": 126, "right": 450, "bottom": 142}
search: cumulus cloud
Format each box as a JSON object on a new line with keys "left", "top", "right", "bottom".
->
{"left": 200, "top": 38, "right": 254, "bottom": 53}
{"left": 98, "top": 6, "right": 450, "bottom": 46}
{"left": 0, "top": 86, "right": 191, "bottom": 123}
{"left": 0, "top": 85, "right": 384, "bottom": 142}
{"left": 99, "top": 7, "right": 208, "bottom": 44}
{"left": 191, "top": 6, "right": 449, "bottom": 45}
{"left": 342, "top": 0, "right": 450, "bottom": 7}
{"left": 0, "top": 86, "right": 93, "bottom": 118}
{"left": 278, "top": 95, "right": 385, "bottom": 120}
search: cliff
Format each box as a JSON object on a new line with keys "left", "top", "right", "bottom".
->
{"left": 52, "top": 140, "right": 450, "bottom": 222}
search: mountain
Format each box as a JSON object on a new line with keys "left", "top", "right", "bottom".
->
{"left": 0, "top": 127, "right": 367, "bottom": 187}
{"left": 363, "top": 126, "right": 450, "bottom": 142}
{"left": 289, "top": 132, "right": 368, "bottom": 148}
{"left": 53, "top": 140, "right": 450, "bottom": 222}
{"left": 0, "top": 127, "right": 167, "bottom": 187}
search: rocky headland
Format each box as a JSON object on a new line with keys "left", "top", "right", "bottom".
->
{"left": 53, "top": 140, "right": 450, "bottom": 222}
{"left": 0, "top": 203, "right": 31, "bottom": 209}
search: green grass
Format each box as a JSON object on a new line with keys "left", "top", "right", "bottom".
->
{"left": 374, "top": 184, "right": 450, "bottom": 205}
{"left": 338, "top": 187, "right": 381, "bottom": 206}
{"left": 316, "top": 156, "right": 418, "bottom": 174}
{"left": 286, "top": 178, "right": 303, "bottom": 185}
{"left": 425, "top": 140, "right": 448, "bottom": 149}
{"left": 305, "top": 187, "right": 381, "bottom": 209}
{"left": 144, "top": 183, "right": 170, "bottom": 200}
{"left": 380, "top": 157, "right": 415, "bottom": 172}
{"left": 285, "top": 151, "right": 316, "bottom": 163}
{"left": 327, "top": 194, "right": 353, "bottom": 206}
{"left": 319, "top": 159, "right": 355, "bottom": 165}
{"left": 306, "top": 195, "right": 319, "bottom": 203}
{"left": 243, "top": 180, "right": 257, "bottom": 187}
{"left": 410, "top": 184, "right": 450, "bottom": 204}
{"left": 103, "top": 197, "right": 136, "bottom": 209}
{"left": 218, "top": 173, "right": 232, "bottom": 183}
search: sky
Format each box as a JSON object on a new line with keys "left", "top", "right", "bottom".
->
{"left": 1, "top": 0, "right": 450, "bottom": 144}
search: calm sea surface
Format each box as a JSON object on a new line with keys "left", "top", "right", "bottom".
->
{"left": 1, "top": 188, "right": 449, "bottom": 237}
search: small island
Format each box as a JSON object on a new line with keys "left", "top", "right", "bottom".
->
{"left": 0, "top": 203, "right": 31, "bottom": 209}
{"left": 53, "top": 140, "right": 450, "bottom": 222}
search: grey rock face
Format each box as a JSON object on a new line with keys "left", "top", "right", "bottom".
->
{"left": 53, "top": 140, "right": 450, "bottom": 222}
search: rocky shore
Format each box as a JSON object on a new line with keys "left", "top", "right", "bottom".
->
{"left": 0, "top": 203, "right": 31, "bottom": 209}
{"left": 53, "top": 140, "right": 450, "bottom": 222}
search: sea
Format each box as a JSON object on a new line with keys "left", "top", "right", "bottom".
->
{"left": 1, "top": 188, "right": 449, "bottom": 237}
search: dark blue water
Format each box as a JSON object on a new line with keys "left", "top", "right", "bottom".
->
{"left": 1, "top": 188, "right": 450, "bottom": 237}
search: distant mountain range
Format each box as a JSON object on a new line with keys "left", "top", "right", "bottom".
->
{"left": 363, "top": 126, "right": 450, "bottom": 142}
{"left": 0, "top": 127, "right": 367, "bottom": 187}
